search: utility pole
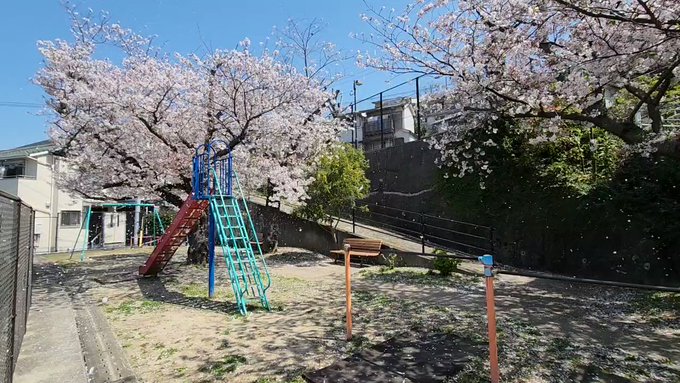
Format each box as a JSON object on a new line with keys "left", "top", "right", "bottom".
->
{"left": 353, "top": 80, "right": 362, "bottom": 149}
{"left": 380, "top": 92, "right": 384, "bottom": 148}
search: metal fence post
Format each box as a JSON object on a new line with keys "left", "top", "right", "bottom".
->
{"left": 380, "top": 92, "right": 384, "bottom": 149}
{"left": 9, "top": 200, "right": 20, "bottom": 379}
{"left": 416, "top": 76, "right": 421, "bottom": 140}
{"left": 420, "top": 212, "right": 426, "bottom": 255}
{"left": 26, "top": 210, "right": 34, "bottom": 322}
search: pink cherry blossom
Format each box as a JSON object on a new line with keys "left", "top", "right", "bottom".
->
{"left": 36, "top": 10, "right": 343, "bottom": 206}
{"left": 360, "top": 0, "right": 680, "bottom": 177}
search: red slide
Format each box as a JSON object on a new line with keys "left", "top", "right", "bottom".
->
{"left": 139, "top": 195, "right": 209, "bottom": 276}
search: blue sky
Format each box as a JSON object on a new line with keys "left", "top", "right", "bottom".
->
{"left": 0, "top": 0, "right": 420, "bottom": 150}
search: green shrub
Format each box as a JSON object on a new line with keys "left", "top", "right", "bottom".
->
{"left": 295, "top": 144, "right": 370, "bottom": 224}
{"left": 381, "top": 252, "right": 399, "bottom": 270}
{"left": 432, "top": 249, "right": 460, "bottom": 276}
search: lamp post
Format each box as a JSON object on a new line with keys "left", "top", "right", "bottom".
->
{"left": 353, "top": 80, "right": 362, "bottom": 149}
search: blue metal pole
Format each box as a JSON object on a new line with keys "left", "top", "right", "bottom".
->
{"left": 208, "top": 208, "right": 216, "bottom": 298}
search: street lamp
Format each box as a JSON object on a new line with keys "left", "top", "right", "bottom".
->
{"left": 353, "top": 80, "right": 362, "bottom": 149}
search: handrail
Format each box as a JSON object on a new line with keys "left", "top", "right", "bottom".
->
{"left": 358, "top": 202, "right": 492, "bottom": 230}
{"left": 209, "top": 167, "right": 251, "bottom": 302}
{"left": 234, "top": 171, "right": 272, "bottom": 290}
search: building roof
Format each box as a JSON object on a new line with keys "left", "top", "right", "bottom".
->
{"left": 0, "top": 139, "right": 57, "bottom": 161}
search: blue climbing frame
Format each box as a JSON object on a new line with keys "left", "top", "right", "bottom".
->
{"left": 193, "top": 141, "right": 271, "bottom": 315}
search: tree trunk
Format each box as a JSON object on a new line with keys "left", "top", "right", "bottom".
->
{"left": 187, "top": 213, "right": 209, "bottom": 264}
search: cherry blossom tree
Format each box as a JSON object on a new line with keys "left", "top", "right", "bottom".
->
{"left": 36, "top": 9, "right": 342, "bottom": 206}
{"left": 359, "top": 0, "right": 680, "bottom": 178}
{"left": 276, "top": 18, "right": 348, "bottom": 87}
{"left": 36, "top": 9, "right": 343, "bottom": 262}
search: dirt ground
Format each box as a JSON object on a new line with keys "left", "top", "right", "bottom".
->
{"left": 46, "top": 247, "right": 680, "bottom": 383}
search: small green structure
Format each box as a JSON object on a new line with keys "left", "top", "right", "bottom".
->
{"left": 71, "top": 203, "right": 165, "bottom": 261}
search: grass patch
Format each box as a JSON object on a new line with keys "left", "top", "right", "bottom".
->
{"left": 354, "top": 290, "right": 392, "bottom": 308}
{"left": 361, "top": 268, "right": 480, "bottom": 288}
{"left": 53, "top": 258, "right": 81, "bottom": 268}
{"left": 348, "top": 335, "right": 371, "bottom": 354}
{"left": 174, "top": 366, "right": 187, "bottom": 377}
{"left": 105, "top": 299, "right": 166, "bottom": 315}
{"left": 272, "top": 276, "right": 307, "bottom": 289}
{"left": 255, "top": 377, "right": 305, "bottom": 383}
{"left": 157, "top": 346, "right": 179, "bottom": 360}
{"left": 201, "top": 355, "right": 247, "bottom": 378}
{"left": 633, "top": 292, "right": 680, "bottom": 316}
{"left": 179, "top": 282, "right": 233, "bottom": 300}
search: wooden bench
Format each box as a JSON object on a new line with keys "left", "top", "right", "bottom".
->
{"left": 331, "top": 238, "right": 383, "bottom": 267}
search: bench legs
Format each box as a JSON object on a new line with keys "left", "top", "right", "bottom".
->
{"left": 334, "top": 254, "right": 372, "bottom": 267}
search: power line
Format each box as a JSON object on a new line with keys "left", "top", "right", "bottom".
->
{"left": 0, "top": 101, "right": 43, "bottom": 109}
{"left": 337, "top": 74, "right": 430, "bottom": 114}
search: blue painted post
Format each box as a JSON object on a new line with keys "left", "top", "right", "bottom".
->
{"left": 208, "top": 208, "right": 216, "bottom": 298}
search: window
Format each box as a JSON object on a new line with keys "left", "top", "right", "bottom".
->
{"left": 0, "top": 160, "right": 25, "bottom": 178}
{"left": 108, "top": 214, "right": 120, "bottom": 227}
{"left": 61, "top": 211, "right": 81, "bottom": 226}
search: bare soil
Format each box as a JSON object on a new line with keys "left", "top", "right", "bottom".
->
{"left": 44, "top": 247, "right": 680, "bottom": 383}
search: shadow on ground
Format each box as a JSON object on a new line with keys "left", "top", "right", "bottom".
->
{"left": 34, "top": 249, "right": 680, "bottom": 383}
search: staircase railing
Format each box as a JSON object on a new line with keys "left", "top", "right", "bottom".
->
{"left": 209, "top": 166, "right": 270, "bottom": 313}
{"left": 234, "top": 172, "right": 272, "bottom": 291}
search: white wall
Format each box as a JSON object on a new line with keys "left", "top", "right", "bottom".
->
{"left": 16, "top": 155, "right": 56, "bottom": 253}
{"left": 1, "top": 152, "right": 132, "bottom": 253}
{"left": 339, "top": 121, "right": 363, "bottom": 145}
{"left": 0, "top": 178, "right": 18, "bottom": 197}
{"left": 11, "top": 154, "right": 89, "bottom": 253}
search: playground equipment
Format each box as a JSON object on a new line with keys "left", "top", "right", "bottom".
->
{"left": 138, "top": 141, "right": 271, "bottom": 315}
{"left": 72, "top": 203, "right": 165, "bottom": 262}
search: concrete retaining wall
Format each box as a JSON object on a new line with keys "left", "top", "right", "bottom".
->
{"left": 248, "top": 202, "right": 435, "bottom": 269}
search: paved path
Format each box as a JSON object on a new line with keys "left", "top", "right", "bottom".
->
{"left": 14, "top": 261, "right": 88, "bottom": 383}
{"left": 14, "top": 258, "right": 137, "bottom": 383}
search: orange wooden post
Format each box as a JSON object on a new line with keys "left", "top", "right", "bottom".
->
{"left": 479, "top": 254, "right": 500, "bottom": 383}
{"left": 344, "top": 243, "right": 353, "bottom": 341}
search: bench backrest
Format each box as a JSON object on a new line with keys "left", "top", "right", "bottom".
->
{"left": 344, "top": 238, "right": 382, "bottom": 252}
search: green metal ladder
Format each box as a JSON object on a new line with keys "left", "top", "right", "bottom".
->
{"left": 209, "top": 168, "right": 271, "bottom": 315}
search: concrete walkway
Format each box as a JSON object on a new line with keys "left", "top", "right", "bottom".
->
{"left": 14, "top": 263, "right": 88, "bottom": 383}
{"left": 14, "top": 258, "right": 137, "bottom": 383}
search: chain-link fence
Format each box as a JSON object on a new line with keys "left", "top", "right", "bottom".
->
{"left": 0, "top": 191, "right": 34, "bottom": 383}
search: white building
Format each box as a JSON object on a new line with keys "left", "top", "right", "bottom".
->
{"left": 0, "top": 140, "right": 128, "bottom": 253}
{"left": 341, "top": 97, "right": 420, "bottom": 152}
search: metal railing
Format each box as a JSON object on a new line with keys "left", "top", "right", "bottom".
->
{"left": 0, "top": 191, "right": 34, "bottom": 383}
{"left": 351, "top": 202, "right": 493, "bottom": 256}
